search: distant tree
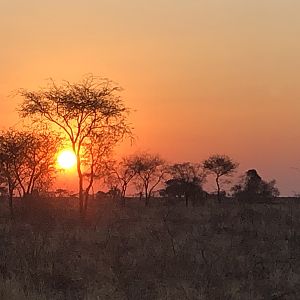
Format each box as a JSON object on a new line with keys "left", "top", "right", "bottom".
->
{"left": 81, "top": 128, "right": 127, "bottom": 211}
{"left": 95, "top": 190, "right": 107, "bottom": 200}
{"left": 128, "top": 152, "right": 167, "bottom": 206}
{"left": 232, "top": 169, "right": 280, "bottom": 202}
{"left": 0, "top": 132, "right": 21, "bottom": 217}
{"left": 203, "top": 154, "right": 238, "bottom": 202}
{"left": 19, "top": 75, "right": 132, "bottom": 215}
{"left": 0, "top": 129, "right": 58, "bottom": 217}
{"left": 54, "top": 189, "right": 69, "bottom": 198}
{"left": 165, "top": 162, "right": 206, "bottom": 207}
{"left": 21, "top": 131, "right": 60, "bottom": 196}
{"left": 107, "top": 156, "right": 138, "bottom": 206}
{"left": 106, "top": 186, "right": 122, "bottom": 200}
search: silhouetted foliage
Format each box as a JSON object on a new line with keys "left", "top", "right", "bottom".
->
{"left": 95, "top": 190, "right": 107, "bottom": 200}
{"left": 21, "top": 131, "right": 60, "bottom": 196}
{"left": 232, "top": 169, "right": 280, "bottom": 202}
{"left": 0, "top": 129, "right": 59, "bottom": 217}
{"left": 81, "top": 129, "right": 125, "bottom": 211}
{"left": 55, "top": 189, "right": 70, "bottom": 198}
{"left": 164, "top": 162, "right": 206, "bottom": 206}
{"left": 0, "top": 130, "right": 21, "bottom": 217}
{"left": 107, "top": 156, "right": 138, "bottom": 206}
{"left": 19, "top": 75, "right": 132, "bottom": 215}
{"left": 106, "top": 186, "right": 122, "bottom": 200}
{"left": 128, "top": 152, "right": 167, "bottom": 206}
{"left": 203, "top": 154, "right": 238, "bottom": 202}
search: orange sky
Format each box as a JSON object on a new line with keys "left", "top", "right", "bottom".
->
{"left": 1, "top": 0, "right": 300, "bottom": 195}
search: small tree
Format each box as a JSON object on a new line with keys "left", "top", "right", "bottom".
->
{"left": 0, "top": 132, "right": 22, "bottom": 217}
{"left": 0, "top": 129, "right": 58, "bottom": 217}
{"left": 19, "top": 131, "right": 60, "bottom": 197}
{"left": 19, "top": 75, "right": 132, "bottom": 215}
{"left": 166, "top": 162, "right": 206, "bottom": 207}
{"left": 81, "top": 126, "right": 130, "bottom": 211}
{"left": 107, "top": 156, "right": 138, "bottom": 206}
{"left": 129, "top": 152, "right": 167, "bottom": 206}
{"left": 203, "top": 154, "right": 238, "bottom": 202}
{"left": 232, "top": 169, "right": 279, "bottom": 202}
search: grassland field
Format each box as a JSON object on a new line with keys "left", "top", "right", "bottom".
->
{"left": 0, "top": 196, "right": 299, "bottom": 299}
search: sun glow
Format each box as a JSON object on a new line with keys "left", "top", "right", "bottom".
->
{"left": 57, "top": 149, "right": 77, "bottom": 170}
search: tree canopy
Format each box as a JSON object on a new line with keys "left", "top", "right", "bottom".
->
{"left": 128, "top": 152, "right": 167, "bottom": 206}
{"left": 232, "top": 169, "right": 280, "bottom": 201}
{"left": 203, "top": 154, "right": 238, "bottom": 202}
{"left": 165, "top": 162, "right": 206, "bottom": 206}
{"left": 0, "top": 129, "right": 59, "bottom": 217}
{"left": 19, "top": 75, "right": 132, "bottom": 214}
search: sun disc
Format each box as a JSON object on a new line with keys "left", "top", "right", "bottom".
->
{"left": 57, "top": 149, "right": 77, "bottom": 169}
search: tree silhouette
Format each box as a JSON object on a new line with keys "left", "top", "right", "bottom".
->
{"left": 203, "top": 154, "right": 238, "bottom": 202}
{"left": 166, "top": 162, "right": 206, "bottom": 207}
{"left": 20, "top": 131, "right": 60, "bottom": 196}
{"left": 0, "top": 129, "right": 59, "bottom": 217}
{"left": 128, "top": 152, "right": 167, "bottom": 206}
{"left": 232, "top": 169, "right": 280, "bottom": 202}
{"left": 81, "top": 128, "right": 126, "bottom": 211}
{"left": 107, "top": 156, "right": 138, "bottom": 206}
{"left": 19, "top": 75, "right": 131, "bottom": 215}
{"left": 0, "top": 131, "right": 22, "bottom": 217}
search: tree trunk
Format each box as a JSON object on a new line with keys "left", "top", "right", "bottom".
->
{"left": 145, "top": 190, "right": 149, "bottom": 206}
{"left": 121, "top": 196, "right": 125, "bottom": 206}
{"left": 79, "top": 178, "right": 84, "bottom": 215}
{"left": 216, "top": 177, "right": 221, "bottom": 203}
{"left": 121, "top": 186, "right": 127, "bottom": 207}
{"left": 9, "top": 190, "right": 14, "bottom": 219}
{"left": 74, "top": 144, "right": 84, "bottom": 216}
{"left": 83, "top": 193, "right": 88, "bottom": 213}
{"left": 185, "top": 194, "right": 189, "bottom": 207}
{"left": 77, "top": 164, "right": 84, "bottom": 215}
{"left": 84, "top": 181, "right": 94, "bottom": 214}
{"left": 83, "top": 160, "right": 95, "bottom": 214}
{"left": 144, "top": 183, "right": 149, "bottom": 206}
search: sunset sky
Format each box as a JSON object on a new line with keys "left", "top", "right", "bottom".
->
{"left": 1, "top": 0, "right": 300, "bottom": 195}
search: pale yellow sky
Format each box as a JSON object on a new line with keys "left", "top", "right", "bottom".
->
{"left": 1, "top": 0, "right": 300, "bottom": 194}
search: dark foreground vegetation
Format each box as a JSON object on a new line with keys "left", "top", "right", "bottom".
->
{"left": 0, "top": 196, "right": 300, "bottom": 300}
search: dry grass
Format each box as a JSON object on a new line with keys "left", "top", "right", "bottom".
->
{"left": 0, "top": 196, "right": 299, "bottom": 299}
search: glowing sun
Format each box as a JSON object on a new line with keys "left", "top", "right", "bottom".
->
{"left": 57, "top": 149, "right": 77, "bottom": 170}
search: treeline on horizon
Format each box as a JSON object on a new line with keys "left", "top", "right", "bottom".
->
{"left": 0, "top": 75, "right": 280, "bottom": 218}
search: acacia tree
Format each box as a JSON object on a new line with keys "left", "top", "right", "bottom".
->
{"left": 19, "top": 75, "right": 131, "bottom": 214}
{"left": 129, "top": 152, "right": 167, "bottom": 206}
{"left": 166, "top": 162, "right": 206, "bottom": 207}
{"left": 0, "top": 129, "right": 59, "bottom": 217}
{"left": 203, "top": 154, "right": 238, "bottom": 202}
{"left": 18, "top": 131, "right": 60, "bottom": 197}
{"left": 107, "top": 156, "right": 138, "bottom": 206}
{"left": 0, "top": 131, "right": 24, "bottom": 217}
{"left": 81, "top": 126, "right": 129, "bottom": 211}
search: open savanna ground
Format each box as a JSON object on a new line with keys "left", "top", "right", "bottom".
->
{"left": 0, "top": 196, "right": 299, "bottom": 300}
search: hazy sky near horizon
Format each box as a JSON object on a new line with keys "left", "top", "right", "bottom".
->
{"left": 1, "top": 0, "right": 300, "bottom": 195}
